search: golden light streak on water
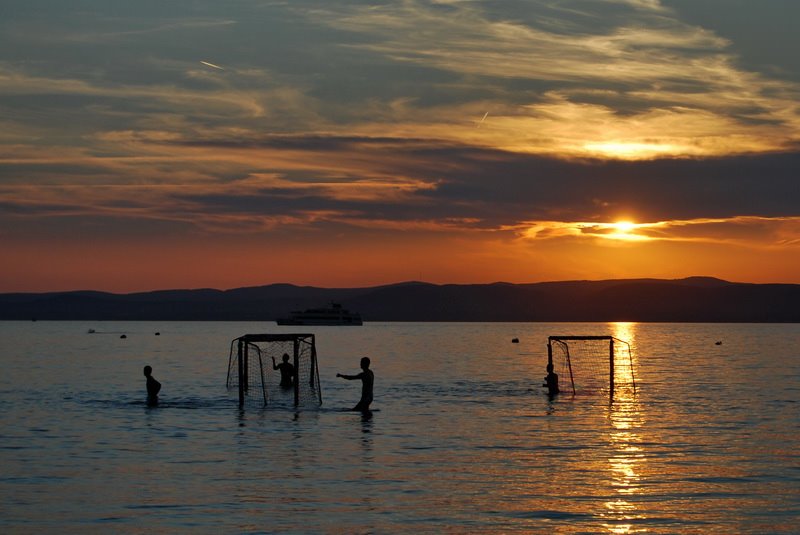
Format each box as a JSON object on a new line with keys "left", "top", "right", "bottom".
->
{"left": 602, "top": 322, "right": 646, "bottom": 532}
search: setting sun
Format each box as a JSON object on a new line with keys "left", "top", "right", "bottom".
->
{"left": 603, "top": 221, "right": 651, "bottom": 242}
{"left": 613, "top": 221, "right": 637, "bottom": 233}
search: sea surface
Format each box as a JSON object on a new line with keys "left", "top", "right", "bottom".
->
{"left": 1, "top": 321, "right": 798, "bottom": 533}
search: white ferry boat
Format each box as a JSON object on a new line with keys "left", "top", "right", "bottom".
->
{"left": 276, "top": 302, "right": 363, "bottom": 326}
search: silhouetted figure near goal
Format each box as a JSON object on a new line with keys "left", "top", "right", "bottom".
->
{"left": 272, "top": 353, "right": 295, "bottom": 388}
{"left": 544, "top": 362, "right": 559, "bottom": 398}
{"left": 143, "top": 365, "right": 161, "bottom": 406}
{"left": 337, "top": 357, "right": 374, "bottom": 412}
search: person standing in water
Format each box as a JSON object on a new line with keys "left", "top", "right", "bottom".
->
{"left": 337, "top": 357, "right": 374, "bottom": 412}
{"left": 543, "top": 362, "right": 559, "bottom": 397}
{"left": 143, "top": 365, "right": 161, "bottom": 406}
{"left": 272, "top": 353, "right": 295, "bottom": 388}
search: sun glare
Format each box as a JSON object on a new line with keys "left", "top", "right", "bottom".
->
{"left": 582, "top": 142, "right": 679, "bottom": 160}
{"left": 613, "top": 221, "right": 636, "bottom": 233}
{"left": 603, "top": 220, "right": 650, "bottom": 241}
{"left": 521, "top": 220, "right": 661, "bottom": 242}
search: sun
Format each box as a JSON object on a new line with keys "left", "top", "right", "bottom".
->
{"left": 612, "top": 221, "right": 636, "bottom": 233}
{"left": 522, "top": 219, "right": 661, "bottom": 242}
{"left": 603, "top": 220, "right": 650, "bottom": 241}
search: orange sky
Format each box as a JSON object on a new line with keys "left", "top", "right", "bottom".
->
{"left": 1, "top": 1, "right": 799, "bottom": 292}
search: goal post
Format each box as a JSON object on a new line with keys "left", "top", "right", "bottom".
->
{"left": 226, "top": 333, "right": 322, "bottom": 408}
{"left": 547, "top": 335, "right": 636, "bottom": 397}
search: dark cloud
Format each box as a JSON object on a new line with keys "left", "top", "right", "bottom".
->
{"left": 173, "top": 134, "right": 442, "bottom": 152}
{"left": 165, "top": 134, "right": 800, "bottom": 227}
{"left": 427, "top": 149, "right": 800, "bottom": 222}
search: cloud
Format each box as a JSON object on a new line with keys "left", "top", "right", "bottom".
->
{"left": 517, "top": 216, "right": 800, "bottom": 248}
{"left": 0, "top": 65, "right": 269, "bottom": 120}
{"left": 3, "top": 0, "right": 799, "bottom": 162}
{"left": 3, "top": 127, "right": 799, "bottom": 243}
{"left": 321, "top": 1, "right": 726, "bottom": 83}
{"left": 300, "top": 0, "right": 800, "bottom": 157}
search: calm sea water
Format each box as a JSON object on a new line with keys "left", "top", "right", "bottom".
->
{"left": 1, "top": 321, "right": 798, "bottom": 533}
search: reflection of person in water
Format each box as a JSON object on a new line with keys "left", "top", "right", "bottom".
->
{"left": 543, "top": 362, "right": 559, "bottom": 397}
{"left": 337, "top": 357, "right": 374, "bottom": 412}
{"left": 143, "top": 365, "right": 161, "bottom": 406}
{"left": 272, "top": 353, "right": 295, "bottom": 388}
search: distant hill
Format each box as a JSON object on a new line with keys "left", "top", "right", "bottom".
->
{"left": 1, "top": 277, "right": 799, "bottom": 322}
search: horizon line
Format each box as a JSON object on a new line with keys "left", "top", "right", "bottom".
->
{"left": 1, "top": 275, "right": 783, "bottom": 296}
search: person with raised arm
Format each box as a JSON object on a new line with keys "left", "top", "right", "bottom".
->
{"left": 272, "top": 353, "right": 295, "bottom": 388}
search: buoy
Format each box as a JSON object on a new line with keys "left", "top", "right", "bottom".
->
{"left": 715, "top": 340, "right": 722, "bottom": 345}
{"left": 511, "top": 338, "right": 519, "bottom": 343}
{"left": 120, "top": 334, "right": 127, "bottom": 339}
{"left": 155, "top": 332, "right": 160, "bottom": 336}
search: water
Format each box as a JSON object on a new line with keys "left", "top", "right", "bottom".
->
{"left": 1, "top": 321, "right": 798, "bottom": 533}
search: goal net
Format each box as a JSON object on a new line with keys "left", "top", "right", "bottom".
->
{"left": 547, "top": 336, "right": 636, "bottom": 397}
{"left": 226, "top": 333, "right": 322, "bottom": 408}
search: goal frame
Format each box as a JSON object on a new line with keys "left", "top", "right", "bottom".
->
{"left": 226, "top": 333, "right": 322, "bottom": 408}
{"left": 547, "top": 335, "right": 636, "bottom": 397}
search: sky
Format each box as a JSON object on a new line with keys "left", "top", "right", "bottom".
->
{"left": 1, "top": 0, "right": 799, "bottom": 292}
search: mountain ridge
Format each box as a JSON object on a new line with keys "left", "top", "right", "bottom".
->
{"left": 1, "top": 277, "right": 797, "bottom": 322}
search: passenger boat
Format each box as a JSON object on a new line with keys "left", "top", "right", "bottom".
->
{"left": 276, "top": 302, "right": 363, "bottom": 326}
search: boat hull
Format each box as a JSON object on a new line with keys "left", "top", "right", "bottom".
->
{"left": 276, "top": 303, "right": 363, "bottom": 326}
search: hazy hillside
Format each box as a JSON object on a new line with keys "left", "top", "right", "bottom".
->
{"left": 1, "top": 278, "right": 798, "bottom": 322}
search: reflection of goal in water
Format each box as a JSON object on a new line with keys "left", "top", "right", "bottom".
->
{"left": 226, "top": 333, "right": 322, "bottom": 408}
{"left": 547, "top": 335, "right": 636, "bottom": 398}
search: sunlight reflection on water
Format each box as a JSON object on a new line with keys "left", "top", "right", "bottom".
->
{"left": 603, "top": 378, "right": 645, "bottom": 532}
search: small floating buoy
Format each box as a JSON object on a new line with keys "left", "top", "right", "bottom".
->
{"left": 511, "top": 338, "right": 519, "bottom": 343}
{"left": 155, "top": 332, "right": 160, "bottom": 336}
{"left": 120, "top": 334, "right": 127, "bottom": 339}
{"left": 715, "top": 340, "right": 722, "bottom": 345}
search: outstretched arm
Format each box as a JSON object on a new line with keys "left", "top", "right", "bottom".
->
{"left": 272, "top": 357, "right": 279, "bottom": 370}
{"left": 337, "top": 373, "right": 360, "bottom": 380}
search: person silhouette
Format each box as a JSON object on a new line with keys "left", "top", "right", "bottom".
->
{"left": 543, "top": 362, "right": 559, "bottom": 397}
{"left": 337, "top": 357, "right": 374, "bottom": 412}
{"left": 143, "top": 365, "right": 161, "bottom": 406}
{"left": 272, "top": 353, "right": 295, "bottom": 388}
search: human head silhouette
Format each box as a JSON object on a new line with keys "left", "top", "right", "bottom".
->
{"left": 360, "top": 357, "right": 370, "bottom": 370}
{"left": 143, "top": 365, "right": 153, "bottom": 377}
{"left": 282, "top": 353, "right": 290, "bottom": 363}
{"left": 546, "top": 363, "right": 554, "bottom": 373}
